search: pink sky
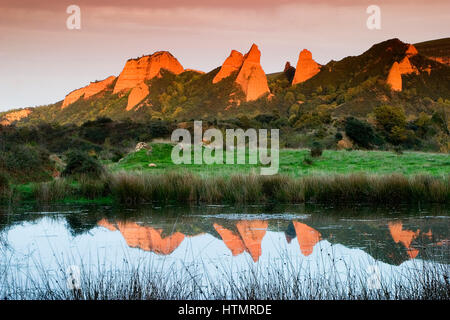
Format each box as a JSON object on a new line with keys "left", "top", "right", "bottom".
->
{"left": 0, "top": 0, "right": 449, "bottom": 111}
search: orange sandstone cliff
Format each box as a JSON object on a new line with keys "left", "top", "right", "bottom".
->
{"left": 235, "top": 44, "right": 271, "bottom": 102}
{"left": 213, "top": 50, "right": 244, "bottom": 84}
{"left": 0, "top": 109, "right": 33, "bottom": 125}
{"left": 292, "top": 49, "right": 321, "bottom": 85}
{"left": 113, "top": 51, "right": 184, "bottom": 94}
{"left": 405, "top": 44, "right": 419, "bottom": 57}
{"left": 214, "top": 44, "right": 270, "bottom": 102}
{"left": 62, "top": 76, "right": 116, "bottom": 109}
{"left": 386, "top": 44, "right": 420, "bottom": 92}
{"left": 126, "top": 82, "right": 150, "bottom": 111}
{"left": 386, "top": 62, "right": 402, "bottom": 91}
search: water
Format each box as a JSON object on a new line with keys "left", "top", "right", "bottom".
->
{"left": 0, "top": 204, "right": 449, "bottom": 299}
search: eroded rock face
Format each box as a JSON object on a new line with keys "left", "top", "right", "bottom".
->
{"left": 126, "top": 82, "right": 150, "bottom": 111}
{"left": 426, "top": 56, "right": 450, "bottom": 66}
{"left": 386, "top": 44, "right": 423, "bottom": 92}
{"left": 398, "top": 56, "right": 418, "bottom": 75}
{"left": 386, "top": 62, "right": 402, "bottom": 91}
{"left": 213, "top": 50, "right": 244, "bottom": 84}
{"left": 235, "top": 44, "right": 270, "bottom": 101}
{"left": 113, "top": 51, "right": 184, "bottom": 93}
{"left": 62, "top": 76, "right": 116, "bottom": 109}
{"left": 0, "top": 109, "right": 32, "bottom": 125}
{"left": 292, "top": 49, "right": 321, "bottom": 85}
{"left": 284, "top": 61, "right": 296, "bottom": 83}
{"left": 405, "top": 44, "right": 418, "bottom": 57}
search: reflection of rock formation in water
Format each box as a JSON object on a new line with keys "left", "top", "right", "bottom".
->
{"left": 388, "top": 222, "right": 421, "bottom": 259}
{"left": 95, "top": 215, "right": 447, "bottom": 265}
{"left": 98, "top": 219, "right": 185, "bottom": 255}
{"left": 292, "top": 222, "right": 321, "bottom": 256}
{"left": 98, "top": 219, "right": 118, "bottom": 231}
{"left": 214, "top": 220, "right": 268, "bottom": 262}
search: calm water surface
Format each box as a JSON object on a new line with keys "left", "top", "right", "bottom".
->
{"left": 1, "top": 204, "right": 449, "bottom": 297}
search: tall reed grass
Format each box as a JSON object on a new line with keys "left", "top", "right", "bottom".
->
{"left": 9, "top": 172, "right": 450, "bottom": 205}
{"left": 1, "top": 248, "right": 448, "bottom": 300}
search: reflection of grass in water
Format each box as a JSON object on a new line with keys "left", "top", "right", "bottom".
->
{"left": 0, "top": 244, "right": 448, "bottom": 300}
{"left": 13, "top": 171, "right": 450, "bottom": 205}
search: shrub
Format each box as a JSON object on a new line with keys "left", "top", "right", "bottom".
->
{"left": 303, "top": 156, "right": 314, "bottom": 165}
{"left": 62, "top": 150, "right": 104, "bottom": 178}
{"left": 393, "top": 146, "right": 403, "bottom": 155}
{"left": 310, "top": 142, "right": 323, "bottom": 158}
{"left": 345, "top": 117, "right": 378, "bottom": 149}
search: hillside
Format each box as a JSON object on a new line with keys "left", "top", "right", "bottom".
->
{"left": 415, "top": 38, "right": 450, "bottom": 66}
{"left": 0, "top": 38, "right": 448, "bottom": 162}
{"left": 1, "top": 38, "right": 449, "bottom": 126}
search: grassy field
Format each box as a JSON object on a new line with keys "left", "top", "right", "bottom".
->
{"left": 2, "top": 143, "right": 448, "bottom": 206}
{"left": 111, "top": 143, "right": 450, "bottom": 177}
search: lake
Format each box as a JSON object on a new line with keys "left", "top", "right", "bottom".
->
{"left": 1, "top": 204, "right": 449, "bottom": 299}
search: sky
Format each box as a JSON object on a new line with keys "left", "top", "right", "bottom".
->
{"left": 0, "top": 0, "right": 449, "bottom": 111}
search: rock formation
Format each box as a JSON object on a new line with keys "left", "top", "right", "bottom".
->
{"left": 0, "top": 109, "right": 32, "bottom": 125}
{"left": 126, "top": 82, "right": 150, "bottom": 111}
{"left": 424, "top": 56, "right": 450, "bottom": 66}
{"left": 62, "top": 76, "right": 116, "bottom": 109}
{"left": 386, "top": 62, "right": 402, "bottom": 91}
{"left": 398, "top": 56, "right": 418, "bottom": 75}
{"left": 292, "top": 222, "right": 321, "bottom": 256}
{"left": 113, "top": 51, "right": 184, "bottom": 94}
{"left": 405, "top": 44, "right": 418, "bottom": 57}
{"left": 387, "top": 54, "right": 419, "bottom": 92}
{"left": 213, "top": 50, "right": 244, "bottom": 84}
{"left": 386, "top": 44, "right": 422, "bottom": 92}
{"left": 283, "top": 61, "right": 296, "bottom": 83}
{"left": 292, "top": 49, "right": 321, "bottom": 85}
{"left": 235, "top": 44, "right": 271, "bottom": 102}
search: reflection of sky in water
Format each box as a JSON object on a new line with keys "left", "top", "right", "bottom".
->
{"left": 2, "top": 211, "right": 448, "bottom": 296}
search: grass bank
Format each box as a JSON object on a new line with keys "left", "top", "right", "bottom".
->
{"left": 113, "top": 143, "right": 450, "bottom": 176}
{"left": 4, "top": 172, "right": 449, "bottom": 205}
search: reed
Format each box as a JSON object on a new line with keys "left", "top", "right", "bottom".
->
{"left": 1, "top": 248, "right": 448, "bottom": 300}
{"left": 4, "top": 172, "right": 449, "bottom": 205}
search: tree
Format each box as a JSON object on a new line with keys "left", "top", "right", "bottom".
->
{"left": 374, "top": 105, "right": 406, "bottom": 133}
